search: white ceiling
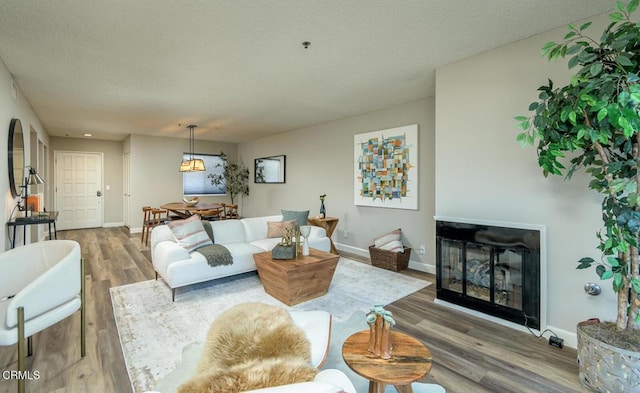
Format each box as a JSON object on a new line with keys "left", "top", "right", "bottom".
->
{"left": 0, "top": 1, "right": 614, "bottom": 143}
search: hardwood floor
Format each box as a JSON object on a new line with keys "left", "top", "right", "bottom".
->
{"left": 0, "top": 228, "right": 588, "bottom": 393}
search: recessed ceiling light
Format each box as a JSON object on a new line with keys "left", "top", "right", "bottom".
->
{"left": 83, "top": 133, "right": 93, "bottom": 137}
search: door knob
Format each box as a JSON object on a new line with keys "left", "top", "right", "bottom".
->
{"left": 97, "top": 190, "right": 102, "bottom": 197}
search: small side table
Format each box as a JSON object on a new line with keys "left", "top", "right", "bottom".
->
{"left": 308, "top": 216, "right": 339, "bottom": 254}
{"left": 7, "top": 211, "right": 59, "bottom": 249}
{"left": 342, "top": 329, "right": 432, "bottom": 393}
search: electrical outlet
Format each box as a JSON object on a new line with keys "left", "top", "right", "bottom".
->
{"left": 344, "top": 230, "right": 348, "bottom": 239}
{"left": 419, "top": 245, "right": 426, "bottom": 255}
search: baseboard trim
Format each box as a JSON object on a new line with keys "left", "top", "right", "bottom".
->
{"left": 130, "top": 227, "right": 142, "bottom": 234}
{"left": 335, "top": 242, "right": 435, "bottom": 274}
{"left": 104, "top": 221, "right": 125, "bottom": 228}
{"left": 434, "top": 299, "right": 578, "bottom": 349}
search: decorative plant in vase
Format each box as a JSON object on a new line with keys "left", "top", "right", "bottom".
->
{"left": 366, "top": 305, "right": 395, "bottom": 359}
{"left": 319, "top": 194, "right": 326, "bottom": 218}
{"left": 208, "top": 151, "right": 250, "bottom": 205}
{"left": 515, "top": 1, "right": 640, "bottom": 390}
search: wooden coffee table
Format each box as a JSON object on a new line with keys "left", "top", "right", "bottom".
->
{"left": 342, "top": 329, "right": 432, "bottom": 393}
{"left": 253, "top": 248, "right": 339, "bottom": 306}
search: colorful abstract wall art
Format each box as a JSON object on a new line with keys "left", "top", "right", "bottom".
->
{"left": 354, "top": 124, "right": 418, "bottom": 210}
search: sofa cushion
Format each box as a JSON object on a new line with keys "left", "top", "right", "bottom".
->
{"left": 282, "top": 210, "right": 309, "bottom": 228}
{"left": 242, "top": 215, "right": 282, "bottom": 243}
{"left": 168, "top": 215, "right": 213, "bottom": 252}
{"left": 250, "top": 238, "right": 282, "bottom": 252}
{"left": 211, "top": 219, "right": 247, "bottom": 244}
{"left": 267, "top": 220, "right": 296, "bottom": 238}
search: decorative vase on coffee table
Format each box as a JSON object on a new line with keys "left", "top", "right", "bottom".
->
{"left": 300, "top": 225, "right": 311, "bottom": 256}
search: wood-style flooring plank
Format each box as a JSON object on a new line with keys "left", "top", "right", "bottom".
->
{"left": 0, "top": 227, "right": 589, "bottom": 393}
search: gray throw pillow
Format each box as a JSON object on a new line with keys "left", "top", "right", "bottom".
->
{"left": 202, "top": 221, "right": 214, "bottom": 242}
{"left": 281, "top": 210, "right": 309, "bottom": 228}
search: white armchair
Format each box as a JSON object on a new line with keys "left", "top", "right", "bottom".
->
{"left": 243, "top": 369, "right": 357, "bottom": 393}
{"left": 0, "top": 240, "right": 85, "bottom": 393}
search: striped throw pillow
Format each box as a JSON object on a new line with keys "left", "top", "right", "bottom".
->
{"left": 373, "top": 229, "right": 405, "bottom": 253}
{"left": 167, "top": 215, "right": 213, "bottom": 252}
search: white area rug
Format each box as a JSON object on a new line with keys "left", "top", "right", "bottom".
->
{"left": 110, "top": 257, "right": 431, "bottom": 393}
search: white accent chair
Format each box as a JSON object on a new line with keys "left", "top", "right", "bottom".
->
{"left": 243, "top": 369, "right": 357, "bottom": 393}
{"left": 0, "top": 240, "right": 86, "bottom": 393}
{"left": 290, "top": 310, "right": 332, "bottom": 369}
{"left": 145, "top": 369, "right": 357, "bottom": 393}
{"left": 148, "top": 309, "right": 339, "bottom": 393}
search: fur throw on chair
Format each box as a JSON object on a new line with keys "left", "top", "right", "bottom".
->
{"left": 178, "top": 303, "right": 318, "bottom": 393}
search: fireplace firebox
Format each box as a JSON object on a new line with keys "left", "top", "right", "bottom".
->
{"left": 436, "top": 220, "right": 541, "bottom": 329}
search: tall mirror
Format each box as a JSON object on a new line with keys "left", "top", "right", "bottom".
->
{"left": 8, "top": 118, "right": 24, "bottom": 198}
{"left": 255, "top": 155, "right": 286, "bottom": 183}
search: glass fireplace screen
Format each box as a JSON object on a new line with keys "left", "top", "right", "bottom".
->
{"left": 436, "top": 221, "right": 540, "bottom": 329}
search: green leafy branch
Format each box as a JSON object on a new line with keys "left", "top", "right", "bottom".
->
{"left": 516, "top": 0, "right": 640, "bottom": 329}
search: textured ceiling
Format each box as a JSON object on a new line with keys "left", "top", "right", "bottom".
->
{"left": 0, "top": 1, "right": 614, "bottom": 142}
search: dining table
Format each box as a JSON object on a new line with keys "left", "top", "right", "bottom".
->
{"left": 160, "top": 202, "right": 225, "bottom": 219}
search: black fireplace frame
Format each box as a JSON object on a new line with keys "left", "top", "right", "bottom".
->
{"left": 436, "top": 220, "right": 541, "bottom": 330}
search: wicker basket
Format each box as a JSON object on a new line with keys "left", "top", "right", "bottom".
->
{"left": 368, "top": 245, "right": 411, "bottom": 272}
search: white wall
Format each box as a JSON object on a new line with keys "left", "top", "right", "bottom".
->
{"left": 1, "top": 59, "right": 50, "bottom": 250}
{"left": 239, "top": 98, "right": 436, "bottom": 270}
{"left": 49, "top": 137, "right": 124, "bottom": 225}
{"left": 127, "top": 134, "right": 238, "bottom": 231}
{"left": 435, "top": 12, "right": 615, "bottom": 346}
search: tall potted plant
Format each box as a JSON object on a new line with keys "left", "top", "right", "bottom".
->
{"left": 516, "top": 1, "right": 640, "bottom": 390}
{"left": 208, "top": 151, "right": 250, "bottom": 205}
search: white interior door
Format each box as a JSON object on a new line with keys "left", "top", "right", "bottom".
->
{"left": 55, "top": 151, "right": 103, "bottom": 230}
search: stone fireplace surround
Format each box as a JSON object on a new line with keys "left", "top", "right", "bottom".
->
{"left": 434, "top": 217, "right": 547, "bottom": 333}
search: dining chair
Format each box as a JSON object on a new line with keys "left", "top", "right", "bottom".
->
{"left": 194, "top": 208, "right": 224, "bottom": 221}
{"left": 141, "top": 206, "right": 152, "bottom": 245}
{"left": 224, "top": 204, "right": 239, "bottom": 219}
{"left": 0, "top": 240, "right": 85, "bottom": 393}
{"left": 142, "top": 207, "right": 167, "bottom": 246}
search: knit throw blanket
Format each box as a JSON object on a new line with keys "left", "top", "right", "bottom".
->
{"left": 196, "top": 221, "right": 233, "bottom": 267}
{"left": 196, "top": 244, "right": 233, "bottom": 267}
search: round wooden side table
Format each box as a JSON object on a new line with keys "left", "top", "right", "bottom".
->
{"left": 342, "top": 329, "right": 432, "bottom": 393}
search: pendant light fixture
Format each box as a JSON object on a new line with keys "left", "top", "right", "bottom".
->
{"left": 179, "top": 124, "right": 206, "bottom": 172}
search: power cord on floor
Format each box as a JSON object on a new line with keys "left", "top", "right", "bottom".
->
{"left": 6, "top": 203, "right": 20, "bottom": 246}
{"left": 524, "top": 312, "right": 564, "bottom": 348}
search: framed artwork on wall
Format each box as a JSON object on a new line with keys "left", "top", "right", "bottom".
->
{"left": 354, "top": 124, "right": 418, "bottom": 210}
{"left": 255, "top": 155, "right": 286, "bottom": 183}
{"left": 182, "top": 153, "right": 226, "bottom": 196}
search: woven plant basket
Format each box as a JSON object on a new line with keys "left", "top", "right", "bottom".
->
{"left": 577, "top": 324, "right": 640, "bottom": 393}
{"left": 368, "top": 246, "right": 411, "bottom": 272}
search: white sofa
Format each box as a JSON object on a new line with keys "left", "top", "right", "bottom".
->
{"left": 150, "top": 215, "right": 331, "bottom": 300}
